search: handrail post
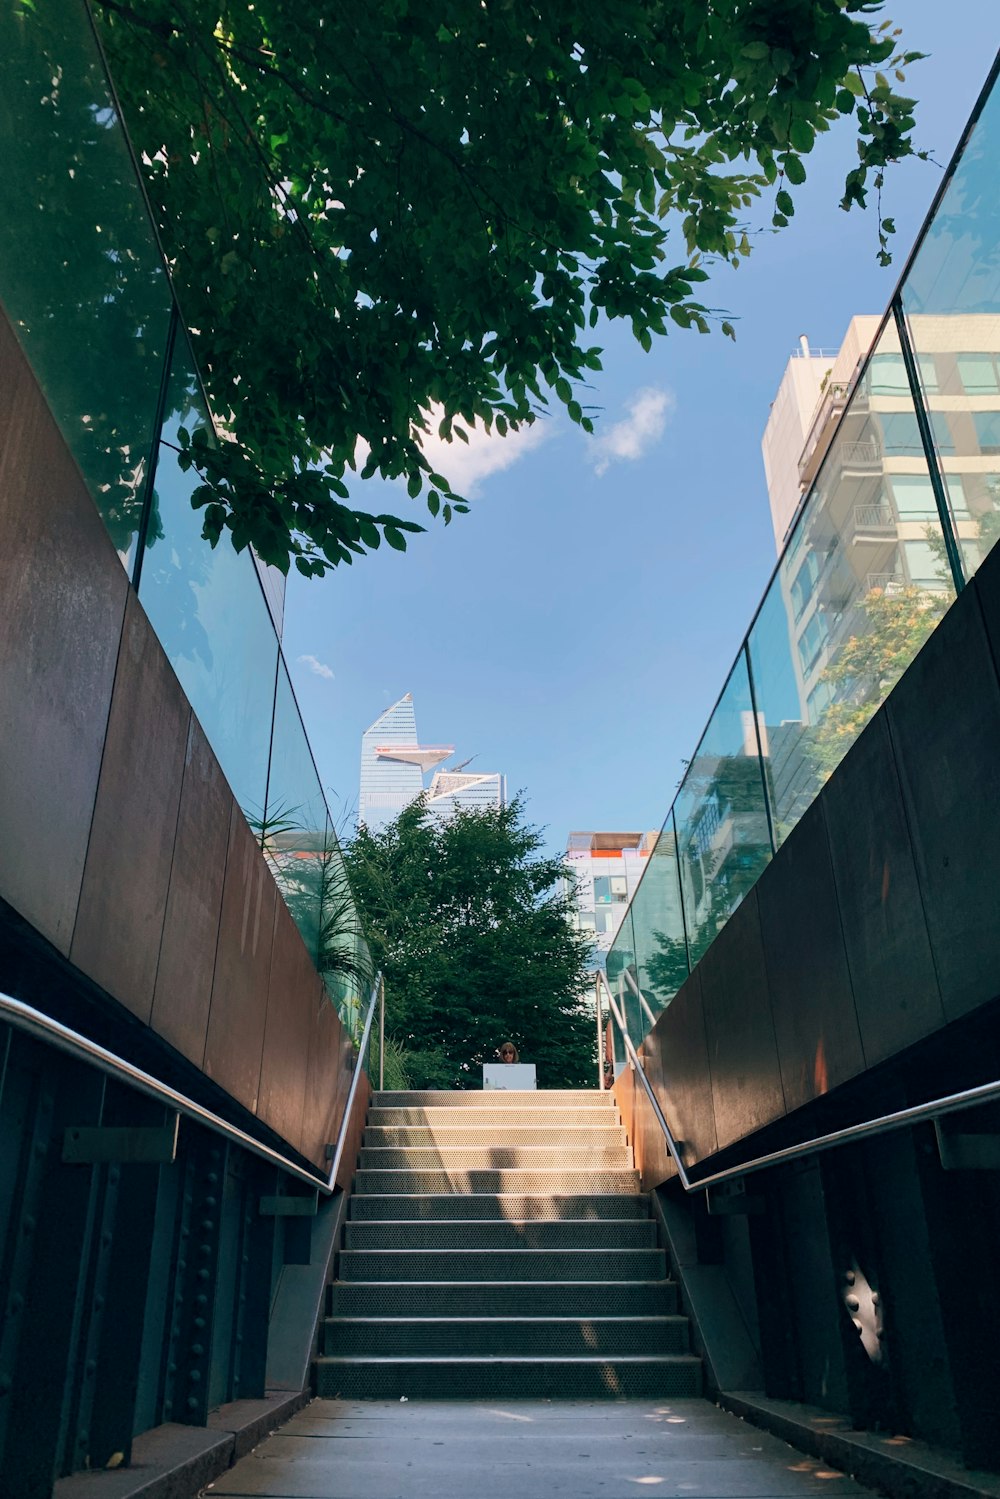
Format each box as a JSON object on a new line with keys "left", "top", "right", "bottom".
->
{"left": 378, "top": 976, "right": 385, "bottom": 1092}
{"left": 595, "top": 972, "right": 603, "bottom": 1089}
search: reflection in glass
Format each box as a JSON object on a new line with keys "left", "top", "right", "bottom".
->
{"left": 139, "top": 341, "right": 278, "bottom": 824}
{"left": 674, "top": 655, "right": 772, "bottom": 968}
{"left": 605, "top": 905, "right": 637, "bottom": 1048}
{"left": 320, "top": 819, "right": 373, "bottom": 1037}
{"left": 749, "top": 321, "right": 957, "bottom": 846}
{"left": 628, "top": 823, "right": 689, "bottom": 1043}
{"left": 263, "top": 666, "right": 329, "bottom": 959}
{"left": 902, "top": 73, "right": 1000, "bottom": 578}
{"left": 0, "top": 1, "right": 172, "bottom": 570}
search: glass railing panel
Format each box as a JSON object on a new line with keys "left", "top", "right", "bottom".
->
{"left": 628, "top": 824, "right": 689, "bottom": 1043}
{"left": 138, "top": 338, "right": 278, "bottom": 825}
{"left": 263, "top": 665, "right": 329, "bottom": 960}
{"left": 0, "top": 1, "right": 172, "bottom": 572}
{"left": 674, "top": 655, "right": 772, "bottom": 968}
{"left": 749, "top": 320, "right": 958, "bottom": 844}
{"left": 319, "top": 817, "right": 371, "bottom": 1036}
{"left": 900, "top": 77, "right": 1000, "bottom": 579}
{"left": 605, "top": 905, "right": 637, "bottom": 1049}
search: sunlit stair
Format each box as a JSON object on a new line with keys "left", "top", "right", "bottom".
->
{"left": 314, "top": 1088, "right": 702, "bottom": 1399}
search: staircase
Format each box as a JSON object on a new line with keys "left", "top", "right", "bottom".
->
{"left": 315, "top": 1088, "right": 702, "bottom": 1398}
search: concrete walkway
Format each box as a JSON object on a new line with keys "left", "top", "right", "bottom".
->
{"left": 204, "top": 1397, "right": 873, "bottom": 1499}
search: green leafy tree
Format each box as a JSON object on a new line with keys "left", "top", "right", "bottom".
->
{"left": 343, "top": 797, "right": 596, "bottom": 1088}
{"left": 89, "top": 0, "right": 925, "bottom": 575}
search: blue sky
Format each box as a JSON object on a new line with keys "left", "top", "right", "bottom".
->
{"left": 284, "top": 7, "right": 1000, "bottom": 854}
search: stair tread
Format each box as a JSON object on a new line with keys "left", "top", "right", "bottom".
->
{"left": 340, "top": 1246, "right": 660, "bottom": 1252}
{"left": 325, "top": 1315, "right": 686, "bottom": 1324}
{"left": 333, "top": 1278, "right": 677, "bottom": 1287}
{"left": 350, "top": 1195, "right": 645, "bottom": 1202}
{"left": 345, "top": 1218, "right": 643, "bottom": 1226}
{"left": 317, "top": 1353, "right": 701, "bottom": 1364}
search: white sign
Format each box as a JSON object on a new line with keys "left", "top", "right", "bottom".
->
{"left": 483, "top": 1063, "right": 537, "bottom": 1090}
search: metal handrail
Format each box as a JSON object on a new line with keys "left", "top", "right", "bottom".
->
{"left": 325, "top": 974, "right": 382, "bottom": 1189}
{"left": 0, "top": 977, "right": 382, "bottom": 1194}
{"left": 596, "top": 969, "right": 1000, "bottom": 1193}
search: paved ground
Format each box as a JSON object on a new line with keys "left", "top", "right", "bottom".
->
{"left": 204, "top": 1397, "right": 874, "bottom": 1499}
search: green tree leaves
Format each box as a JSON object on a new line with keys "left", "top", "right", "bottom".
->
{"left": 91, "top": 0, "right": 924, "bottom": 575}
{"left": 343, "top": 798, "right": 596, "bottom": 1089}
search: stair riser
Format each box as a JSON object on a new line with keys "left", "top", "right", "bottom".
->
{"left": 323, "top": 1317, "right": 691, "bottom": 1356}
{"left": 338, "top": 1249, "right": 666, "bottom": 1282}
{"left": 363, "top": 1127, "right": 627, "bottom": 1147}
{"left": 358, "top": 1147, "right": 631, "bottom": 1169}
{"left": 375, "top": 1092, "right": 613, "bottom": 1106}
{"left": 349, "top": 1194, "right": 649, "bottom": 1222}
{"left": 328, "top": 1282, "right": 680, "bottom": 1317}
{"left": 355, "top": 1170, "right": 640, "bottom": 1194}
{"left": 343, "top": 1220, "right": 657, "bottom": 1250}
{"left": 314, "top": 1358, "right": 703, "bottom": 1400}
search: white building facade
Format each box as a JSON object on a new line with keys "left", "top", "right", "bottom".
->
{"left": 562, "top": 831, "right": 656, "bottom": 968}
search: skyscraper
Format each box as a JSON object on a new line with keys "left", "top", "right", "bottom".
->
{"left": 358, "top": 693, "right": 453, "bottom": 832}
{"left": 358, "top": 693, "right": 506, "bottom": 830}
{"left": 425, "top": 768, "right": 508, "bottom": 820}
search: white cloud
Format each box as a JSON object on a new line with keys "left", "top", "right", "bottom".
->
{"left": 416, "top": 408, "right": 551, "bottom": 496}
{"left": 591, "top": 386, "right": 675, "bottom": 476}
{"left": 298, "top": 654, "right": 334, "bottom": 680}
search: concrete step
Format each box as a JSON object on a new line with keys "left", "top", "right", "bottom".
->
{"left": 343, "top": 1218, "right": 658, "bottom": 1250}
{"left": 368, "top": 1107, "right": 617, "bottom": 1127}
{"left": 338, "top": 1247, "right": 667, "bottom": 1282}
{"left": 362, "top": 1124, "right": 627, "bottom": 1148}
{"left": 328, "top": 1279, "right": 680, "bottom": 1318}
{"left": 314, "top": 1353, "right": 703, "bottom": 1399}
{"left": 354, "top": 1168, "right": 641, "bottom": 1195}
{"left": 374, "top": 1091, "right": 611, "bottom": 1108}
{"left": 323, "top": 1314, "right": 691, "bottom": 1356}
{"left": 358, "top": 1144, "right": 632, "bottom": 1169}
{"left": 349, "top": 1193, "right": 649, "bottom": 1222}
